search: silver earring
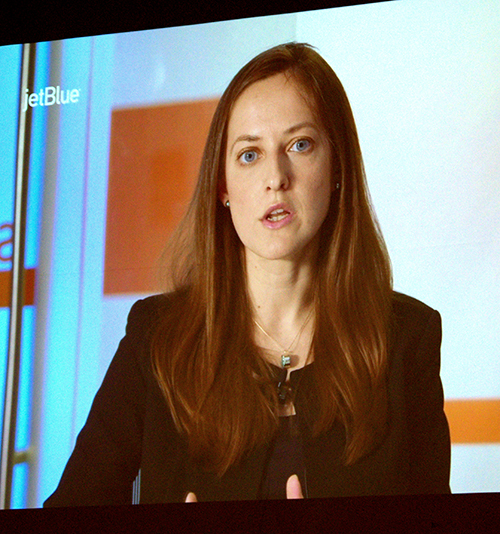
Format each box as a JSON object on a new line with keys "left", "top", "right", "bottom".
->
{"left": 335, "top": 182, "right": 340, "bottom": 190}
{"left": 225, "top": 200, "right": 230, "bottom": 208}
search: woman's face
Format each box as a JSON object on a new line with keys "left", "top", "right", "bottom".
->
{"left": 223, "top": 73, "right": 333, "bottom": 265}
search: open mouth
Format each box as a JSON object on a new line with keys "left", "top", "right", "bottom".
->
{"left": 262, "top": 203, "right": 294, "bottom": 228}
{"left": 266, "top": 208, "right": 289, "bottom": 222}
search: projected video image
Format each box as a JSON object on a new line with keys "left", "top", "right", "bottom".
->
{"left": 1, "top": 0, "right": 499, "bottom": 508}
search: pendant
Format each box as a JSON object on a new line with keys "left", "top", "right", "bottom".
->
{"left": 281, "top": 351, "right": 291, "bottom": 369}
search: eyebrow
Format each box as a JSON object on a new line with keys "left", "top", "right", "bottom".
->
{"left": 285, "top": 121, "right": 318, "bottom": 135}
{"left": 229, "top": 121, "right": 319, "bottom": 152}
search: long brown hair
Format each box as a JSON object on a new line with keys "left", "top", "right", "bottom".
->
{"left": 152, "top": 43, "right": 393, "bottom": 475}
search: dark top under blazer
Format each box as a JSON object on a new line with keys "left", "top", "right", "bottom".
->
{"left": 44, "top": 291, "right": 451, "bottom": 506}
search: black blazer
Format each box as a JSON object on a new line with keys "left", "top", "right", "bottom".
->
{"left": 44, "top": 291, "right": 450, "bottom": 506}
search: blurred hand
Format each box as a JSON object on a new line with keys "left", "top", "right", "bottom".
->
{"left": 286, "top": 474, "right": 304, "bottom": 499}
{"left": 184, "top": 474, "right": 304, "bottom": 502}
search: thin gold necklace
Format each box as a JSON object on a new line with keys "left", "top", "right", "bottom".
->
{"left": 253, "top": 308, "right": 314, "bottom": 369}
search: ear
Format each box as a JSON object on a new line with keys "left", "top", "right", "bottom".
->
{"left": 218, "top": 180, "right": 228, "bottom": 206}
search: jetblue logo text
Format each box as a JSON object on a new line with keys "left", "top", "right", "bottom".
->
{"left": 22, "top": 86, "right": 81, "bottom": 112}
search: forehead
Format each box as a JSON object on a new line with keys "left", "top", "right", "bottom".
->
{"left": 227, "top": 73, "right": 319, "bottom": 136}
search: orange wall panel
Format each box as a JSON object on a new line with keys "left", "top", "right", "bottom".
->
{"left": 105, "top": 98, "right": 218, "bottom": 294}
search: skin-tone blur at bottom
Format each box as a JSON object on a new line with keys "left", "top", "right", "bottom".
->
{"left": 185, "top": 475, "right": 304, "bottom": 502}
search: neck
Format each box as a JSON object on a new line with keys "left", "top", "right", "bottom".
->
{"left": 247, "top": 251, "right": 315, "bottom": 313}
{"left": 245, "top": 252, "right": 317, "bottom": 369}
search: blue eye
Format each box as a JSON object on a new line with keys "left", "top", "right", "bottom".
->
{"left": 292, "top": 138, "right": 311, "bottom": 152}
{"left": 239, "top": 150, "right": 258, "bottom": 164}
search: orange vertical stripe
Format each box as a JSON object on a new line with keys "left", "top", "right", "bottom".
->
{"left": 0, "top": 268, "right": 36, "bottom": 307}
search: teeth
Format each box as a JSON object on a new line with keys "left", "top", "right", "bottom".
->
{"left": 267, "top": 208, "right": 288, "bottom": 222}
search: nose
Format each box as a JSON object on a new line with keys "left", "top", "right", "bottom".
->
{"left": 265, "top": 153, "right": 290, "bottom": 191}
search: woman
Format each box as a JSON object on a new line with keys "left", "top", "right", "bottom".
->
{"left": 44, "top": 43, "right": 450, "bottom": 506}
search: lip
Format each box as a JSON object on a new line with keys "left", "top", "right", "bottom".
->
{"left": 261, "top": 202, "right": 295, "bottom": 229}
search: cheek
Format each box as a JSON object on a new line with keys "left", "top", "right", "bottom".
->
{"left": 225, "top": 168, "right": 259, "bottom": 205}
{"left": 226, "top": 204, "right": 256, "bottom": 252}
{"left": 305, "top": 166, "right": 333, "bottom": 226}
{"left": 309, "top": 159, "right": 333, "bottom": 199}
{"left": 224, "top": 163, "right": 241, "bottom": 199}
{"left": 224, "top": 179, "right": 253, "bottom": 227}
{"left": 313, "top": 188, "right": 332, "bottom": 228}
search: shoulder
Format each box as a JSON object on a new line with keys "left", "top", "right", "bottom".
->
{"left": 392, "top": 291, "right": 438, "bottom": 321}
{"left": 389, "top": 291, "right": 442, "bottom": 366}
{"left": 125, "top": 290, "right": 189, "bottom": 338}
{"left": 105, "top": 290, "right": 191, "bottom": 387}
{"left": 118, "top": 290, "right": 191, "bottom": 370}
{"left": 391, "top": 291, "right": 441, "bottom": 337}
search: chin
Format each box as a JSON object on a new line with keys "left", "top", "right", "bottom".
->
{"left": 248, "top": 241, "right": 316, "bottom": 264}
